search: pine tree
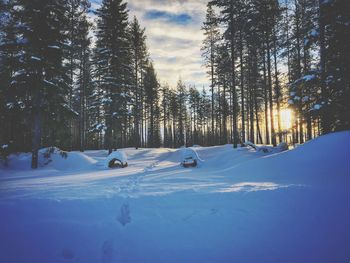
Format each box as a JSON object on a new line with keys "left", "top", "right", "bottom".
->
{"left": 129, "top": 16, "right": 147, "bottom": 149}
{"left": 210, "top": 0, "right": 242, "bottom": 148}
{"left": 202, "top": 3, "right": 220, "bottom": 145}
{"left": 215, "top": 45, "right": 231, "bottom": 144}
{"left": 94, "top": 0, "right": 131, "bottom": 153}
{"left": 0, "top": 0, "right": 15, "bottom": 152}
{"left": 188, "top": 86, "right": 202, "bottom": 145}
{"left": 5, "top": 0, "right": 71, "bottom": 168}
{"left": 65, "top": 0, "right": 91, "bottom": 150}
{"left": 75, "top": 11, "right": 92, "bottom": 152}
{"left": 144, "top": 62, "right": 160, "bottom": 148}
{"left": 176, "top": 79, "right": 187, "bottom": 147}
{"left": 318, "top": 0, "right": 350, "bottom": 132}
{"left": 161, "top": 84, "right": 172, "bottom": 147}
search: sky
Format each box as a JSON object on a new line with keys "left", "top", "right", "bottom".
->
{"left": 91, "top": 0, "right": 209, "bottom": 88}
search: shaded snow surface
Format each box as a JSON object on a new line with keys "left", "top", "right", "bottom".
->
{"left": 0, "top": 131, "right": 350, "bottom": 263}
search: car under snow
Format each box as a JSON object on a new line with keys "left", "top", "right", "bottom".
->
{"left": 105, "top": 151, "right": 128, "bottom": 168}
{"left": 180, "top": 148, "right": 200, "bottom": 168}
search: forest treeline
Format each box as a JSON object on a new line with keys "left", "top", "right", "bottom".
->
{"left": 202, "top": 0, "right": 349, "bottom": 148}
{"left": 0, "top": 0, "right": 349, "bottom": 168}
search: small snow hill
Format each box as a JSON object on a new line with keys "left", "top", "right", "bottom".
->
{"left": 1, "top": 147, "right": 97, "bottom": 172}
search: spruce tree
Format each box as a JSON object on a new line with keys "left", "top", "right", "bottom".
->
{"left": 144, "top": 62, "right": 160, "bottom": 148}
{"left": 94, "top": 0, "right": 130, "bottom": 153}
{"left": 202, "top": 4, "right": 220, "bottom": 145}
{"left": 129, "top": 16, "right": 147, "bottom": 149}
{"left": 5, "top": 0, "right": 70, "bottom": 168}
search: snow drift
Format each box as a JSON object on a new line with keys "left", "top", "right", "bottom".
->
{"left": 0, "top": 147, "right": 97, "bottom": 172}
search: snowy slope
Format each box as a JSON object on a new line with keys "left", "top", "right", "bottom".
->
{"left": 0, "top": 131, "right": 349, "bottom": 263}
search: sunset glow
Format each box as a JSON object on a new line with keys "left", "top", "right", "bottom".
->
{"left": 280, "top": 109, "right": 293, "bottom": 130}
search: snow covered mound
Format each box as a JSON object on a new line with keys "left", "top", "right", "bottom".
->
{"left": 1, "top": 147, "right": 97, "bottom": 171}
{"left": 180, "top": 147, "right": 201, "bottom": 167}
{"left": 226, "top": 131, "right": 350, "bottom": 186}
{"left": 243, "top": 141, "right": 288, "bottom": 153}
{"left": 289, "top": 130, "right": 350, "bottom": 158}
{"left": 104, "top": 151, "right": 128, "bottom": 168}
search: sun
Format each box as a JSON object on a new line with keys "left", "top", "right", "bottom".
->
{"left": 280, "top": 109, "right": 293, "bottom": 130}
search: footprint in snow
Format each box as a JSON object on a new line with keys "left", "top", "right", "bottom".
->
{"left": 61, "top": 248, "right": 74, "bottom": 259}
{"left": 117, "top": 203, "right": 131, "bottom": 226}
{"left": 210, "top": 208, "right": 219, "bottom": 215}
{"left": 101, "top": 240, "right": 114, "bottom": 263}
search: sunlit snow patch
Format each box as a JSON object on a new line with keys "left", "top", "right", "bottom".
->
{"left": 216, "top": 182, "right": 288, "bottom": 193}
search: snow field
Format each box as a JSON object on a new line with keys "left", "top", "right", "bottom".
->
{"left": 0, "top": 131, "right": 350, "bottom": 262}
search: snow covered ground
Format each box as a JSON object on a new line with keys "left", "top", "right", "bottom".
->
{"left": 0, "top": 131, "right": 350, "bottom": 263}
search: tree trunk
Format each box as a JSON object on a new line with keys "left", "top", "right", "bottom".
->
{"left": 318, "top": 0, "right": 330, "bottom": 134}
{"left": 230, "top": 3, "right": 238, "bottom": 148}
{"left": 266, "top": 30, "right": 276, "bottom": 146}
{"left": 273, "top": 26, "right": 282, "bottom": 143}
{"left": 31, "top": 88, "right": 42, "bottom": 169}
{"left": 239, "top": 30, "right": 246, "bottom": 144}
{"left": 210, "top": 44, "right": 215, "bottom": 145}
{"left": 262, "top": 48, "right": 270, "bottom": 145}
{"left": 295, "top": 0, "right": 304, "bottom": 143}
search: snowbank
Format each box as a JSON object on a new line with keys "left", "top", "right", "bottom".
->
{"left": 225, "top": 131, "right": 350, "bottom": 186}
{"left": 0, "top": 147, "right": 97, "bottom": 172}
{"left": 243, "top": 141, "right": 289, "bottom": 153}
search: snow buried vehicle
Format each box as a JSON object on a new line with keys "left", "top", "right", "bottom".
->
{"left": 180, "top": 148, "right": 199, "bottom": 168}
{"left": 105, "top": 151, "right": 128, "bottom": 168}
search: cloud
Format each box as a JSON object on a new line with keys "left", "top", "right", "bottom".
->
{"left": 129, "top": 0, "right": 209, "bottom": 87}
{"left": 91, "top": 0, "right": 209, "bottom": 88}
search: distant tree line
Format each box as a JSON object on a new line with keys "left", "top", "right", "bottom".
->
{"left": 201, "top": 0, "right": 349, "bottom": 147}
{"left": 0, "top": 0, "right": 349, "bottom": 168}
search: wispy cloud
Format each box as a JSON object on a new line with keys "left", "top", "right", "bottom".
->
{"left": 92, "top": 0, "right": 209, "bottom": 88}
